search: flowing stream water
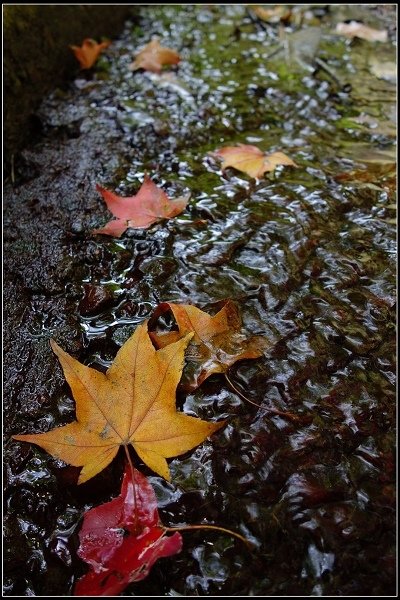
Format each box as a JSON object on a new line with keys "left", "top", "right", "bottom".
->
{"left": 4, "top": 5, "right": 396, "bottom": 596}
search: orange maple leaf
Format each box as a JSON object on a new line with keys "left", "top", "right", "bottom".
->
{"left": 212, "top": 144, "right": 297, "bottom": 178}
{"left": 251, "top": 5, "right": 292, "bottom": 24}
{"left": 129, "top": 39, "right": 181, "bottom": 73}
{"left": 93, "top": 175, "right": 190, "bottom": 237}
{"left": 149, "top": 301, "right": 269, "bottom": 391}
{"left": 13, "top": 322, "right": 224, "bottom": 483}
{"left": 70, "top": 38, "right": 111, "bottom": 69}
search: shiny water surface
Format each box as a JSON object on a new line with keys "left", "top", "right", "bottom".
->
{"left": 4, "top": 5, "right": 396, "bottom": 596}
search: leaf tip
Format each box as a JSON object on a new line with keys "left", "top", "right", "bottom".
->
{"left": 49, "top": 338, "right": 62, "bottom": 355}
{"left": 95, "top": 183, "right": 106, "bottom": 195}
{"left": 182, "top": 331, "right": 195, "bottom": 344}
{"left": 209, "top": 418, "right": 228, "bottom": 437}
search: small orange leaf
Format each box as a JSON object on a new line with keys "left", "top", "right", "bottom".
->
{"left": 129, "top": 39, "right": 181, "bottom": 73}
{"left": 335, "top": 22, "right": 388, "bottom": 43}
{"left": 70, "top": 38, "right": 111, "bottom": 69}
{"left": 212, "top": 144, "right": 297, "bottom": 178}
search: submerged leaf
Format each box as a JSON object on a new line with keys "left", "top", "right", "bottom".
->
{"left": 70, "top": 38, "right": 111, "bottom": 69}
{"left": 13, "top": 322, "right": 224, "bottom": 483}
{"left": 149, "top": 300, "right": 269, "bottom": 391}
{"left": 212, "top": 144, "right": 297, "bottom": 178}
{"left": 281, "top": 27, "right": 321, "bottom": 68}
{"left": 334, "top": 164, "right": 396, "bottom": 198}
{"left": 93, "top": 175, "right": 189, "bottom": 236}
{"left": 129, "top": 39, "right": 181, "bottom": 73}
{"left": 74, "top": 464, "right": 182, "bottom": 596}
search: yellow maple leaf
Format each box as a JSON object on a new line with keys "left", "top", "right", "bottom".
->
{"left": 129, "top": 39, "right": 181, "bottom": 73}
{"left": 212, "top": 144, "right": 297, "bottom": 178}
{"left": 13, "top": 322, "right": 224, "bottom": 484}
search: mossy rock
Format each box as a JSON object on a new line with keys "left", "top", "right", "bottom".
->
{"left": 4, "top": 5, "right": 136, "bottom": 169}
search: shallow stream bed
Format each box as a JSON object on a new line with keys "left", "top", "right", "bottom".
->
{"left": 4, "top": 5, "right": 396, "bottom": 596}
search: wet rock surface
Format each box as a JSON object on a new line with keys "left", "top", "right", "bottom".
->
{"left": 4, "top": 5, "right": 134, "bottom": 164}
{"left": 4, "top": 5, "right": 396, "bottom": 596}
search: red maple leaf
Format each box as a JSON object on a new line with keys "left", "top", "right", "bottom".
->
{"left": 93, "top": 175, "right": 189, "bottom": 237}
{"left": 74, "top": 464, "right": 182, "bottom": 596}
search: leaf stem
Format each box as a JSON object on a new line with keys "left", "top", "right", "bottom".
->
{"left": 124, "top": 445, "right": 139, "bottom": 531}
{"left": 164, "top": 524, "right": 253, "bottom": 548}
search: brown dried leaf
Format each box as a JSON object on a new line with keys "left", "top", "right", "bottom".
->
{"left": 149, "top": 301, "right": 269, "bottom": 391}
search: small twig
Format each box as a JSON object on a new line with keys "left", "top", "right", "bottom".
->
{"left": 263, "top": 45, "right": 349, "bottom": 91}
{"left": 165, "top": 523, "right": 253, "bottom": 548}
{"left": 351, "top": 95, "right": 396, "bottom": 103}
{"left": 225, "top": 372, "right": 262, "bottom": 408}
{"left": 263, "top": 45, "right": 285, "bottom": 62}
{"left": 11, "top": 154, "right": 15, "bottom": 185}
{"left": 224, "top": 372, "right": 302, "bottom": 423}
{"left": 314, "top": 57, "right": 345, "bottom": 87}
